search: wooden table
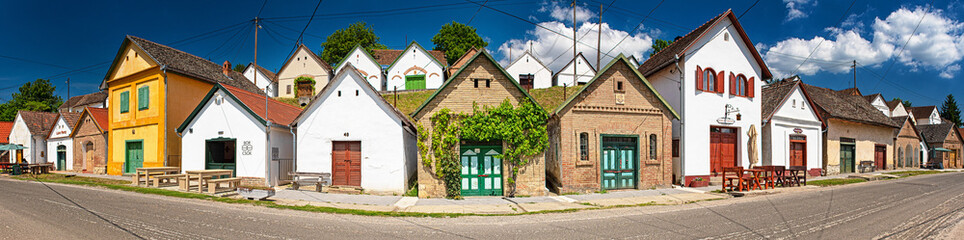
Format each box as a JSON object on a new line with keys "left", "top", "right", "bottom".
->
{"left": 182, "top": 170, "right": 234, "bottom": 193}
{"left": 787, "top": 166, "right": 807, "bottom": 186}
{"left": 28, "top": 163, "right": 53, "bottom": 174}
{"left": 753, "top": 166, "right": 778, "bottom": 189}
{"left": 744, "top": 169, "right": 764, "bottom": 190}
{"left": 133, "top": 167, "right": 180, "bottom": 186}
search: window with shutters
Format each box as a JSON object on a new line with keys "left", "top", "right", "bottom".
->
{"left": 119, "top": 91, "right": 130, "bottom": 113}
{"left": 579, "top": 132, "right": 589, "bottom": 161}
{"left": 649, "top": 134, "right": 658, "bottom": 160}
{"left": 729, "top": 74, "right": 752, "bottom": 97}
{"left": 696, "top": 66, "right": 720, "bottom": 93}
{"left": 137, "top": 85, "right": 149, "bottom": 110}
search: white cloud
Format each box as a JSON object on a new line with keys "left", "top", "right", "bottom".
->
{"left": 763, "top": 6, "right": 964, "bottom": 78}
{"left": 498, "top": 21, "right": 652, "bottom": 71}
{"left": 540, "top": 1, "right": 595, "bottom": 23}
{"left": 784, "top": 0, "right": 814, "bottom": 21}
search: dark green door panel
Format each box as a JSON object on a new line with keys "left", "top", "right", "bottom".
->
{"left": 460, "top": 145, "right": 503, "bottom": 196}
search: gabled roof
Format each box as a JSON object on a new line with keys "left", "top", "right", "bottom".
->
{"left": 761, "top": 77, "right": 824, "bottom": 126}
{"left": 552, "top": 52, "right": 596, "bottom": 79}
{"left": 377, "top": 41, "right": 448, "bottom": 70}
{"left": 244, "top": 63, "right": 277, "bottom": 82}
{"left": 890, "top": 116, "right": 922, "bottom": 139}
{"left": 69, "top": 107, "right": 109, "bottom": 137}
{"left": 47, "top": 112, "right": 83, "bottom": 139}
{"left": 800, "top": 84, "right": 898, "bottom": 128}
{"left": 907, "top": 106, "right": 938, "bottom": 119}
{"left": 447, "top": 47, "right": 480, "bottom": 76}
{"left": 176, "top": 83, "right": 303, "bottom": 133}
{"left": 838, "top": 88, "right": 862, "bottom": 96}
{"left": 291, "top": 64, "right": 415, "bottom": 133}
{"left": 637, "top": 9, "right": 772, "bottom": 79}
{"left": 917, "top": 123, "right": 960, "bottom": 144}
{"left": 863, "top": 93, "right": 883, "bottom": 103}
{"left": 886, "top": 99, "right": 903, "bottom": 110}
{"left": 102, "top": 36, "right": 262, "bottom": 94}
{"left": 412, "top": 50, "right": 544, "bottom": 117}
{"left": 552, "top": 54, "right": 678, "bottom": 120}
{"left": 627, "top": 55, "right": 640, "bottom": 67}
{"left": 277, "top": 44, "right": 333, "bottom": 78}
{"left": 17, "top": 111, "right": 59, "bottom": 136}
{"left": 505, "top": 50, "right": 551, "bottom": 72}
{"left": 59, "top": 91, "right": 107, "bottom": 111}
{"left": 0, "top": 121, "right": 13, "bottom": 144}
{"left": 333, "top": 44, "right": 381, "bottom": 72}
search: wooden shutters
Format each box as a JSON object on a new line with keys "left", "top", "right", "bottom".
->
{"left": 138, "top": 86, "right": 149, "bottom": 110}
{"left": 729, "top": 72, "right": 737, "bottom": 95}
{"left": 747, "top": 77, "right": 755, "bottom": 98}
{"left": 715, "top": 71, "right": 725, "bottom": 93}
{"left": 696, "top": 66, "right": 704, "bottom": 91}
{"left": 119, "top": 91, "right": 130, "bottom": 113}
{"left": 332, "top": 141, "right": 362, "bottom": 186}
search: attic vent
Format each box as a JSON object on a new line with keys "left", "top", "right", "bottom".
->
{"left": 215, "top": 94, "right": 224, "bottom": 105}
{"left": 724, "top": 33, "right": 730, "bottom": 41}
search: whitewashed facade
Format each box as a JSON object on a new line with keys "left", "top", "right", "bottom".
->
{"left": 46, "top": 114, "right": 77, "bottom": 170}
{"left": 762, "top": 80, "right": 823, "bottom": 170}
{"left": 242, "top": 63, "right": 276, "bottom": 97}
{"left": 505, "top": 51, "right": 553, "bottom": 89}
{"left": 334, "top": 45, "right": 384, "bottom": 91}
{"left": 293, "top": 65, "right": 418, "bottom": 194}
{"left": 385, "top": 42, "right": 445, "bottom": 91}
{"left": 552, "top": 53, "right": 595, "bottom": 87}
{"left": 7, "top": 112, "right": 52, "bottom": 164}
{"left": 644, "top": 10, "right": 770, "bottom": 185}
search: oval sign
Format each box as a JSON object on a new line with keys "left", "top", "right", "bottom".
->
{"left": 793, "top": 128, "right": 803, "bottom": 134}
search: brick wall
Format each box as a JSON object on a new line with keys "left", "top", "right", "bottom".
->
{"left": 72, "top": 113, "right": 108, "bottom": 173}
{"left": 241, "top": 177, "right": 267, "bottom": 187}
{"left": 549, "top": 62, "right": 674, "bottom": 194}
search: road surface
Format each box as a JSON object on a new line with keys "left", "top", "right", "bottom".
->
{"left": 2, "top": 172, "right": 963, "bottom": 239}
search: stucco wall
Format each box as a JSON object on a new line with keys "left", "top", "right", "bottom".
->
{"left": 47, "top": 138, "right": 73, "bottom": 170}
{"left": 180, "top": 89, "right": 269, "bottom": 184}
{"left": 505, "top": 52, "right": 553, "bottom": 89}
{"left": 554, "top": 55, "right": 595, "bottom": 87}
{"left": 334, "top": 47, "right": 385, "bottom": 91}
{"left": 385, "top": 44, "right": 445, "bottom": 91}
{"left": 277, "top": 47, "right": 331, "bottom": 98}
{"left": 762, "top": 86, "right": 823, "bottom": 171}
{"left": 242, "top": 67, "right": 276, "bottom": 97}
{"left": 8, "top": 115, "right": 33, "bottom": 163}
{"left": 824, "top": 119, "right": 894, "bottom": 175}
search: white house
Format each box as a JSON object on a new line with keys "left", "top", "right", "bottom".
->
{"left": 552, "top": 52, "right": 595, "bottom": 87}
{"left": 292, "top": 64, "right": 418, "bottom": 194}
{"left": 8, "top": 111, "right": 58, "bottom": 164}
{"left": 177, "top": 84, "right": 302, "bottom": 186}
{"left": 505, "top": 51, "right": 552, "bottom": 89}
{"left": 334, "top": 45, "right": 384, "bottom": 91}
{"left": 642, "top": 10, "right": 772, "bottom": 185}
{"left": 276, "top": 44, "right": 332, "bottom": 98}
{"left": 628, "top": 55, "right": 641, "bottom": 68}
{"left": 382, "top": 41, "right": 446, "bottom": 91}
{"left": 242, "top": 63, "right": 277, "bottom": 97}
{"left": 761, "top": 78, "right": 823, "bottom": 170}
{"left": 909, "top": 106, "right": 942, "bottom": 125}
{"left": 46, "top": 112, "right": 82, "bottom": 171}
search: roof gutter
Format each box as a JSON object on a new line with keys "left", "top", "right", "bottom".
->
{"left": 162, "top": 65, "right": 170, "bottom": 168}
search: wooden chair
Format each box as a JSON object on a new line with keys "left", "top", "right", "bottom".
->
{"left": 753, "top": 166, "right": 776, "bottom": 189}
{"left": 772, "top": 166, "right": 788, "bottom": 187}
{"left": 721, "top": 167, "right": 746, "bottom": 192}
{"left": 789, "top": 166, "right": 807, "bottom": 186}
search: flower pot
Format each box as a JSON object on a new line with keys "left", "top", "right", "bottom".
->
{"left": 237, "top": 188, "right": 275, "bottom": 200}
{"left": 688, "top": 180, "right": 709, "bottom": 188}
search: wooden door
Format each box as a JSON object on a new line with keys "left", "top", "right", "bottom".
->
{"left": 459, "top": 145, "right": 503, "bottom": 196}
{"left": 840, "top": 144, "right": 855, "bottom": 173}
{"left": 124, "top": 141, "right": 143, "bottom": 174}
{"left": 601, "top": 136, "right": 637, "bottom": 190}
{"left": 332, "top": 141, "right": 362, "bottom": 187}
{"left": 85, "top": 142, "right": 94, "bottom": 172}
{"left": 874, "top": 145, "right": 886, "bottom": 170}
{"left": 56, "top": 145, "right": 66, "bottom": 171}
{"left": 710, "top": 127, "right": 737, "bottom": 174}
{"left": 404, "top": 75, "right": 426, "bottom": 90}
{"left": 16, "top": 149, "right": 22, "bottom": 164}
{"left": 790, "top": 141, "right": 806, "bottom": 167}
{"left": 950, "top": 150, "right": 959, "bottom": 168}
{"left": 296, "top": 81, "right": 314, "bottom": 97}
{"left": 518, "top": 74, "right": 534, "bottom": 90}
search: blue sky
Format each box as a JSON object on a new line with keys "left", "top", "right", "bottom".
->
{"left": 1, "top": 0, "right": 961, "bottom": 109}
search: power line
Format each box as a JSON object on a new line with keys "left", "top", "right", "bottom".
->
{"left": 788, "top": 0, "right": 857, "bottom": 76}
{"left": 284, "top": 0, "right": 324, "bottom": 60}
{"left": 871, "top": 1, "right": 933, "bottom": 92}
{"left": 599, "top": 0, "right": 664, "bottom": 61}
{"left": 256, "top": 0, "right": 269, "bottom": 17}
{"left": 466, "top": 0, "right": 489, "bottom": 24}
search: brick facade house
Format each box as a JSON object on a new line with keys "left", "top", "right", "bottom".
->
{"left": 411, "top": 50, "right": 547, "bottom": 198}
{"left": 918, "top": 123, "right": 963, "bottom": 169}
{"left": 70, "top": 107, "right": 109, "bottom": 174}
{"left": 890, "top": 116, "right": 923, "bottom": 169}
{"left": 546, "top": 56, "right": 677, "bottom": 193}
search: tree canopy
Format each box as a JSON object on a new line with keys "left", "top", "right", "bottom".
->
{"left": 0, "top": 79, "right": 63, "bottom": 121}
{"left": 233, "top": 63, "right": 245, "bottom": 73}
{"left": 940, "top": 94, "right": 962, "bottom": 128}
{"left": 892, "top": 97, "right": 912, "bottom": 108}
{"left": 650, "top": 39, "right": 673, "bottom": 57}
{"left": 319, "top": 22, "right": 387, "bottom": 65}
{"left": 432, "top": 22, "right": 488, "bottom": 65}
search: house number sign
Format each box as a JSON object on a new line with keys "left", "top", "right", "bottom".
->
{"left": 242, "top": 141, "right": 253, "bottom": 155}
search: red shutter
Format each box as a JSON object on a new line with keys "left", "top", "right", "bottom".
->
{"left": 747, "top": 77, "right": 755, "bottom": 98}
{"left": 716, "top": 71, "right": 725, "bottom": 93}
{"left": 696, "top": 66, "right": 704, "bottom": 91}
{"left": 729, "top": 72, "right": 737, "bottom": 96}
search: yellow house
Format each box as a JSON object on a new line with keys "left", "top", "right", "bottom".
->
{"left": 101, "top": 35, "right": 262, "bottom": 175}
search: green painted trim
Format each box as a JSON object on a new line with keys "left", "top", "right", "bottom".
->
{"left": 176, "top": 84, "right": 268, "bottom": 134}
{"left": 598, "top": 134, "right": 639, "bottom": 191}
{"left": 333, "top": 44, "right": 381, "bottom": 72}
{"left": 553, "top": 54, "right": 679, "bottom": 120}
{"left": 119, "top": 90, "right": 130, "bottom": 113}
{"left": 411, "top": 50, "right": 546, "bottom": 118}
{"left": 206, "top": 137, "right": 236, "bottom": 142}
{"left": 137, "top": 85, "right": 150, "bottom": 110}
{"left": 386, "top": 41, "right": 447, "bottom": 72}
{"left": 123, "top": 139, "right": 144, "bottom": 174}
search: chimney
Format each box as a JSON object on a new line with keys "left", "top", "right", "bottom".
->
{"left": 222, "top": 61, "right": 231, "bottom": 75}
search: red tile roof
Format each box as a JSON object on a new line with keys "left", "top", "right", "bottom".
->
{"left": 0, "top": 121, "right": 13, "bottom": 144}
{"left": 220, "top": 84, "right": 303, "bottom": 126}
{"left": 87, "top": 107, "right": 109, "bottom": 132}
{"left": 19, "top": 111, "right": 59, "bottom": 136}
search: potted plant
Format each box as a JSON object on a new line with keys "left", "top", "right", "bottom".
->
{"left": 237, "top": 185, "right": 276, "bottom": 200}
{"left": 688, "top": 177, "right": 709, "bottom": 187}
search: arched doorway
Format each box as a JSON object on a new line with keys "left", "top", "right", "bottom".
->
{"left": 56, "top": 145, "right": 67, "bottom": 171}
{"left": 85, "top": 142, "right": 94, "bottom": 173}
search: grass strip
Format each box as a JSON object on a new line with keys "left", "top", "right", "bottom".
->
{"left": 808, "top": 178, "right": 867, "bottom": 187}
{"left": 887, "top": 170, "right": 946, "bottom": 178}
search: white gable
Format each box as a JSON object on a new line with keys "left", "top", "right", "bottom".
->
{"left": 929, "top": 109, "right": 942, "bottom": 124}
{"left": 870, "top": 96, "right": 889, "bottom": 116}
{"left": 242, "top": 65, "right": 275, "bottom": 97}
{"left": 555, "top": 54, "right": 595, "bottom": 86}
{"left": 505, "top": 52, "right": 553, "bottom": 89}
{"left": 335, "top": 47, "right": 384, "bottom": 91}
{"left": 48, "top": 116, "right": 72, "bottom": 139}
{"left": 772, "top": 86, "right": 820, "bottom": 123}
{"left": 891, "top": 103, "right": 908, "bottom": 117}
{"left": 385, "top": 43, "right": 445, "bottom": 91}
{"left": 179, "top": 88, "right": 270, "bottom": 180}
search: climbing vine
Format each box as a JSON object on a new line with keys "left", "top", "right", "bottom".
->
{"left": 417, "top": 98, "right": 548, "bottom": 198}
{"left": 295, "top": 76, "right": 316, "bottom": 93}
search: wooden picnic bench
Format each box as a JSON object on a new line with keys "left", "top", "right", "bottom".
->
{"left": 289, "top": 172, "right": 332, "bottom": 192}
{"left": 133, "top": 167, "right": 180, "bottom": 186}
{"left": 152, "top": 174, "right": 186, "bottom": 187}
{"left": 206, "top": 177, "right": 242, "bottom": 194}
{"left": 182, "top": 169, "right": 234, "bottom": 193}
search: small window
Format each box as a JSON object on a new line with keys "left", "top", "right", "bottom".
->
{"left": 579, "top": 132, "right": 589, "bottom": 161}
{"left": 137, "top": 85, "right": 149, "bottom": 110}
{"left": 474, "top": 79, "right": 479, "bottom": 88}
{"left": 649, "top": 134, "right": 658, "bottom": 160}
{"left": 337, "top": 90, "right": 341, "bottom": 97}
{"left": 272, "top": 147, "right": 279, "bottom": 159}
{"left": 355, "top": 90, "right": 359, "bottom": 96}
{"left": 286, "top": 85, "right": 292, "bottom": 94}
{"left": 616, "top": 81, "right": 624, "bottom": 92}
{"left": 672, "top": 139, "right": 680, "bottom": 157}
{"left": 724, "top": 32, "right": 730, "bottom": 41}
{"left": 119, "top": 91, "right": 130, "bottom": 113}
{"left": 792, "top": 99, "right": 796, "bottom": 108}
{"left": 703, "top": 69, "right": 716, "bottom": 92}
{"left": 486, "top": 79, "right": 491, "bottom": 88}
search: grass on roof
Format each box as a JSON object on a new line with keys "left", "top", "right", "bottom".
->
{"left": 274, "top": 97, "right": 304, "bottom": 109}
{"left": 380, "top": 86, "right": 583, "bottom": 116}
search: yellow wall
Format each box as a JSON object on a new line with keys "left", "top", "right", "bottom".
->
{"left": 823, "top": 119, "right": 894, "bottom": 175}
{"left": 164, "top": 73, "right": 216, "bottom": 168}
{"left": 107, "top": 68, "right": 166, "bottom": 175}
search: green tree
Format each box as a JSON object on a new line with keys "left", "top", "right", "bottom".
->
{"left": 233, "top": 63, "right": 245, "bottom": 73}
{"left": 0, "top": 79, "right": 63, "bottom": 121}
{"left": 650, "top": 39, "right": 673, "bottom": 57}
{"left": 319, "top": 22, "right": 387, "bottom": 65}
{"left": 892, "top": 97, "right": 912, "bottom": 107}
{"left": 940, "top": 94, "right": 962, "bottom": 128}
{"left": 432, "top": 22, "right": 489, "bottom": 65}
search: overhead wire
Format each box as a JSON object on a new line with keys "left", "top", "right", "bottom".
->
{"left": 788, "top": 0, "right": 857, "bottom": 76}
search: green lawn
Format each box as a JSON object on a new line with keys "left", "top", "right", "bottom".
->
{"left": 381, "top": 90, "right": 435, "bottom": 116}
{"left": 886, "top": 171, "right": 945, "bottom": 178}
{"left": 274, "top": 97, "right": 302, "bottom": 108}
{"left": 807, "top": 178, "right": 868, "bottom": 187}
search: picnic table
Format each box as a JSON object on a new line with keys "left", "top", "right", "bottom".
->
{"left": 132, "top": 167, "right": 180, "bottom": 186}
{"left": 744, "top": 168, "right": 765, "bottom": 190}
{"left": 181, "top": 169, "right": 234, "bottom": 193}
{"left": 787, "top": 166, "right": 807, "bottom": 186}
{"left": 27, "top": 163, "right": 53, "bottom": 174}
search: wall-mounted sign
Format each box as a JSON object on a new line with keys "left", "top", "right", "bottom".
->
{"left": 716, "top": 117, "right": 735, "bottom": 125}
{"left": 793, "top": 128, "right": 803, "bottom": 134}
{"left": 242, "top": 141, "right": 253, "bottom": 155}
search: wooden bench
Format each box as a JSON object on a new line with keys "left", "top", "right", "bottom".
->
{"left": 152, "top": 174, "right": 186, "bottom": 187}
{"left": 206, "top": 177, "right": 242, "bottom": 194}
{"left": 289, "top": 172, "right": 332, "bottom": 192}
{"left": 180, "top": 175, "right": 214, "bottom": 191}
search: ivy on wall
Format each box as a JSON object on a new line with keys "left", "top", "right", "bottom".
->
{"left": 418, "top": 98, "right": 548, "bottom": 198}
{"left": 295, "top": 76, "right": 316, "bottom": 93}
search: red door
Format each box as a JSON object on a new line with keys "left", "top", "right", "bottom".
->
{"left": 332, "top": 141, "right": 362, "bottom": 186}
{"left": 874, "top": 145, "right": 886, "bottom": 170}
{"left": 710, "top": 127, "right": 738, "bottom": 174}
{"left": 790, "top": 136, "right": 806, "bottom": 167}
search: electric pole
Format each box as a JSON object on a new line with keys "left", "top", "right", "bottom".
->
{"left": 66, "top": 78, "right": 70, "bottom": 111}
{"left": 852, "top": 60, "right": 857, "bottom": 90}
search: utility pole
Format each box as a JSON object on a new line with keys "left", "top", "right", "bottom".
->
{"left": 572, "top": 0, "right": 577, "bottom": 87}
{"left": 852, "top": 60, "right": 857, "bottom": 90}
{"left": 66, "top": 78, "right": 70, "bottom": 111}
{"left": 597, "top": 4, "right": 602, "bottom": 68}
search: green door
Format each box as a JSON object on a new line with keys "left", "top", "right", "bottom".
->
{"left": 404, "top": 75, "right": 426, "bottom": 90}
{"left": 601, "top": 136, "right": 638, "bottom": 190}
{"left": 124, "top": 141, "right": 143, "bottom": 174}
{"left": 56, "top": 145, "right": 67, "bottom": 171}
{"left": 460, "top": 145, "right": 503, "bottom": 196}
{"left": 205, "top": 138, "right": 237, "bottom": 175}
{"left": 840, "top": 144, "right": 855, "bottom": 173}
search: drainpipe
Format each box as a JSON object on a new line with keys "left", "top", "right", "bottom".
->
{"left": 290, "top": 125, "right": 297, "bottom": 174}
{"left": 162, "top": 66, "right": 169, "bottom": 167}
{"left": 673, "top": 54, "right": 685, "bottom": 186}
{"left": 265, "top": 122, "right": 271, "bottom": 187}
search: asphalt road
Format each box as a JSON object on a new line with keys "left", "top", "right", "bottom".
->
{"left": 2, "top": 172, "right": 963, "bottom": 240}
